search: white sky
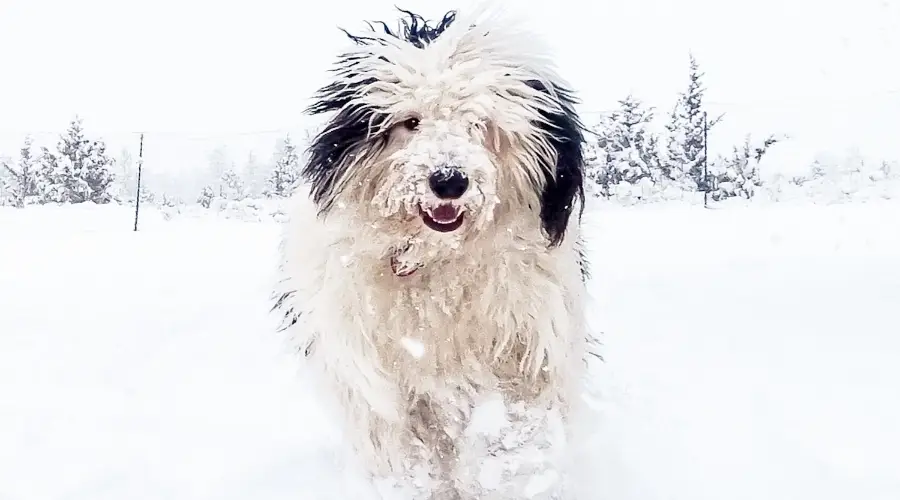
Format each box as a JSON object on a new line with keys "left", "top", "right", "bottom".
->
{"left": 1, "top": 0, "right": 898, "bottom": 177}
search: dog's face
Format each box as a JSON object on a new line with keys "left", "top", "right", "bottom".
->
{"left": 302, "top": 9, "right": 585, "bottom": 261}
{"left": 363, "top": 105, "right": 501, "bottom": 237}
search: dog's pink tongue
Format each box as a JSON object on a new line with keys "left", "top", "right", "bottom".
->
{"left": 431, "top": 204, "right": 459, "bottom": 222}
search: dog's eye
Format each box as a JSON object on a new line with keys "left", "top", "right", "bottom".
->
{"left": 400, "top": 117, "right": 420, "bottom": 131}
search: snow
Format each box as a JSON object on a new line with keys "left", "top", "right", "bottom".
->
{"left": 466, "top": 395, "right": 510, "bottom": 437}
{"left": 2, "top": 197, "right": 899, "bottom": 500}
{"left": 575, "top": 200, "right": 900, "bottom": 500}
{"left": 399, "top": 336, "right": 426, "bottom": 359}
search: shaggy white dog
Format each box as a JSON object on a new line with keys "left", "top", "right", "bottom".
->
{"left": 272, "top": 7, "right": 596, "bottom": 499}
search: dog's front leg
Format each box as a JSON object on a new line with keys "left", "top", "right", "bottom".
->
{"left": 405, "top": 392, "right": 470, "bottom": 500}
{"left": 454, "top": 393, "right": 573, "bottom": 500}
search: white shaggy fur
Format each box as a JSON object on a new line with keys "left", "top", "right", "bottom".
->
{"left": 273, "top": 7, "right": 593, "bottom": 499}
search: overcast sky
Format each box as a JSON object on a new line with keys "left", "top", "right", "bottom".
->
{"left": 1, "top": 0, "right": 898, "bottom": 176}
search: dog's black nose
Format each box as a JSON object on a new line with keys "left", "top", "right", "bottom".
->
{"left": 428, "top": 168, "right": 469, "bottom": 199}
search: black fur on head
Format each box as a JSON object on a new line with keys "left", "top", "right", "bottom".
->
{"left": 342, "top": 8, "right": 457, "bottom": 48}
{"left": 303, "top": 76, "right": 386, "bottom": 213}
{"left": 526, "top": 79, "right": 587, "bottom": 247}
{"left": 301, "top": 9, "right": 458, "bottom": 213}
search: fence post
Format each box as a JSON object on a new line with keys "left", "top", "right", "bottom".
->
{"left": 133, "top": 133, "right": 144, "bottom": 231}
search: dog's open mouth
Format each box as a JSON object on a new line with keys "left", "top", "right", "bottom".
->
{"left": 419, "top": 203, "right": 465, "bottom": 233}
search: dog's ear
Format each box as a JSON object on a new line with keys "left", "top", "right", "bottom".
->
{"left": 525, "top": 79, "right": 586, "bottom": 247}
{"left": 303, "top": 75, "right": 387, "bottom": 215}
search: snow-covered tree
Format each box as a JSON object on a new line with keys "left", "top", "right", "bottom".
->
{"left": 158, "top": 192, "right": 182, "bottom": 207}
{"left": 218, "top": 168, "right": 246, "bottom": 201}
{"left": 56, "top": 117, "right": 99, "bottom": 202}
{"left": 1, "top": 136, "right": 41, "bottom": 208}
{"left": 609, "top": 96, "right": 658, "bottom": 182}
{"left": 82, "top": 139, "right": 116, "bottom": 203}
{"left": 709, "top": 134, "right": 781, "bottom": 200}
{"left": 34, "top": 118, "right": 116, "bottom": 204}
{"left": 139, "top": 184, "right": 155, "bottom": 204}
{"left": 197, "top": 185, "right": 215, "bottom": 208}
{"left": 664, "top": 54, "right": 722, "bottom": 191}
{"left": 35, "top": 146, "right": 64, "bottom": 203}
{"left": 264, "top": 134, "right": 301, "bottom": 198}
{"left": 586, "top": 95, "right": 663, "bottom": 199}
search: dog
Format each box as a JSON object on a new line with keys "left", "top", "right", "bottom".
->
{"left": 272, "top": 7, "right": 595, "bottom": 499}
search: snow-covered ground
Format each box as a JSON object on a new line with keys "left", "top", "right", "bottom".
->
{"left": 1, "top": 199, "right": 899, "bottom": 500}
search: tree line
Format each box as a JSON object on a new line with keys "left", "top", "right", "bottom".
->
{"left": 0, "top": 120, "right": 308, "bottom": 209}
{"left": 1, "top": 118, "right": 115, "bottom": 208}
{"left": 585, "top": 54, "right": 782, "bottom": 203}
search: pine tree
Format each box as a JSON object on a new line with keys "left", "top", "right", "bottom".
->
{"left": 616, "top": 95, "right": 659, "bottom": 183}
{"left": 218, "top": 168, "right": 246, "bottom": 201}
{"left": 159, "top": 192, "right": 182, "bottom": 207}
{"left": 709, "top": 134, "right": 781, "bottom": 200}
{"left": 197, "top": 185, "right": 216, "bottom": 208}
{"left": 55, "top": 118, "right": 92, "bottom": 202}
{"left": 1, "top": 136, "right": 40, "bottom": 208}
{"left": 664, "top": 54, "right": 722, "bottom": 191}
{"left": 37, "top": 118, "right": 116, "bottom": 204}
{"left": 139, "top": 184, "right": 155, "bottom": 204}
{"left": 588, "top": 95, "right": 662, "bottom": 199}
{"left": 264, "top": 134, "right": 301, "bottom": 198}
{"left": 82, "top": 138, "right": 116, "bottom": 203}
{"left": 36, "top": 146, "right": 65, "bottom": 203}
{"left": 663, "top": 104, "right": 687, "bottom": 184}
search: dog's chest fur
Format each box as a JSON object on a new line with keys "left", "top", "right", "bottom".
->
{"left": 365, "top": 245, "right": 565, "bottom": 391}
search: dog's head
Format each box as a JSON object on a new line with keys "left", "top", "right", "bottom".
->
{"left": 302, "top": 8, "right": 585, "bottom": 263}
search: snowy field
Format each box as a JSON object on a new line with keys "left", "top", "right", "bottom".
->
{"left": 1, "top": 198, "right": 899, "bottom": 500}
